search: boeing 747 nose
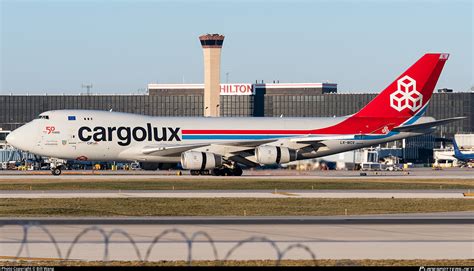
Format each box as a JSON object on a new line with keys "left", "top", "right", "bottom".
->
{"left": 5, "top": 124, "right": 36, "bottom": 152}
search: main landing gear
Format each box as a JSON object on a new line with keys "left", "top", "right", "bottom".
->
{"left": 190, "top": 162, "right": 243, "bottom": 176}
{"left": 211, "top": 166, "right": 243, "bottom": 176}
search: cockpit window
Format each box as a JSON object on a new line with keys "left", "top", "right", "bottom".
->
{"left": 38, "top": 115, "right": 49, "bottom": 119}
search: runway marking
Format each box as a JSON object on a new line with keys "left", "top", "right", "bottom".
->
{"left": 272, "top": 192, "right": 299, "bottom": 197}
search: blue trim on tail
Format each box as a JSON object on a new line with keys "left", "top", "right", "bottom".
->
{"left": 402, "top": 105, "right": 428, "bottom": 126}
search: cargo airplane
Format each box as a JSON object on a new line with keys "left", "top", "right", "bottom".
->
{"left": 452, "top": 139, "right": 474, "bottom": 163}
{"left": 6, "top": 53, "right": 464, "bottom": 175}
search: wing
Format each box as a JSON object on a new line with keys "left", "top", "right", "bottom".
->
{"left": 290, "top": 135, "right": 356, "bottom": 144}
{"left": 141, "top": 139, "right": 277, "bottom": 157}
{"left": 141, "top": 135, "right": 356, "bottom": 166}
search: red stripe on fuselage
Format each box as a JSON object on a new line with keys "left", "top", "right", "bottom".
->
{"left": 182, "top": 117, "right": 401, "bottom": 135}
{"left": 182, "top": 130, "right": 310, "bottom": 135}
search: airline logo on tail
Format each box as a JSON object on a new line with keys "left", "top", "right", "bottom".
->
{"left": 390, "top": 75, "right": 423, "bottom": 112}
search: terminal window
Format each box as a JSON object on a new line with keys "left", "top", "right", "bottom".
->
{"left": 0, "top": 132, "right": 8, "bottom": 141}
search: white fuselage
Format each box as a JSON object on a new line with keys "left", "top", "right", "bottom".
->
{"left": 6, "top": 110, "right": 427, "bottom": 164}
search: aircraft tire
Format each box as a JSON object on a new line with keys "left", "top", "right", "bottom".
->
{"left": 190, "top": 170, "right": 200, "bottom": 176}
{"left": 232, "top": 167, "right": 243, "bottom": 176}
{"left": 200, "top": 169, "right": 211, "bottom": 175}
{"left": 221, "top": 168, "right": 232, "bottom": 176}
{"left": 211, "top": 168, "right": 221, "bottom": 176}
{"left": 51, "top": 168, "right": 62, "bottom": 176}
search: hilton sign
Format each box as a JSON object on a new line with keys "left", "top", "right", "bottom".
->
{"left": 220, "top": 84, "right": 255, "bottom": 96}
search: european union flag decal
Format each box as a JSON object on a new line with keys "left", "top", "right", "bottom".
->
{"left": 68, "top": 116, "right": 76, "bottom": 121}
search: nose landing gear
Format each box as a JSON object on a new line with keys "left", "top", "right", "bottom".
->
{"left": 49, "top": 158, "right": 64, "bottom": 176}
{"left": 51, "top": 167, "right": 62, "bottom": 176}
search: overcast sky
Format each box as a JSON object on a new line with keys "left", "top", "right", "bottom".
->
{"left": 1, "top": 0, "right": 472, "bottom": 94}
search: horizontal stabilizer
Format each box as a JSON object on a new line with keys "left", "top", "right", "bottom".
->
{"left": 392, "top": 117, "right": 466, "bottom": 133}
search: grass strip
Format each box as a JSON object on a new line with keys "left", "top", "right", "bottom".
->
{"left": 0, "top": 178, "right": 473, "bottom": 190}
{"left": 0, "top": 198, "right": 472, "bottom": 217}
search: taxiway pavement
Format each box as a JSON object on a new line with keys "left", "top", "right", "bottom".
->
{"left": 0, "top": 168, "right": 473, "bottom": 180}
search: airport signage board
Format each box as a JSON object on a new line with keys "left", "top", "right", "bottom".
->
{"left": 220, "top": 84, "right": 255, "bottom": 96}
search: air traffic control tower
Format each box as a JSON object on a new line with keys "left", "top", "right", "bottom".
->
{"left": 199, "top": 34, "right": 225, "bottom": 117}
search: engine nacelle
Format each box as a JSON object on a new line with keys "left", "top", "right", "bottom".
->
{"left": 181, "top": 151, "right": 222, "bottom": 170}
{"left": 255, "top": 146, "right": 297, "bottom": 165}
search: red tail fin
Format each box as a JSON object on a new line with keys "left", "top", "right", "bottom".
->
{"left": 356, "top": 53, "right": 449, "bottom": 119}
{"left": 311, "top": 53, "right": 449, "bottom": 135}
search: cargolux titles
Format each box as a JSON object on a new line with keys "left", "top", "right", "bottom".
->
{"left": 78, "top": 124, "right": 181, "bottom": 146}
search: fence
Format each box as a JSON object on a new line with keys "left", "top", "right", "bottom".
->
{"left": 6, "top": 223, "right": 318, "bottom": 265}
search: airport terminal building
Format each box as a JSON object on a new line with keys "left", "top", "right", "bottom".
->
{"left": 1, "top": 83, "right": 472, "bottom": 163}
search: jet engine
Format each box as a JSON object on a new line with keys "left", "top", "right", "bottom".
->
{"left": 255, "top": 146, "right": 297, "bottom": 165}
{"left": 181, "top": 151, "right": 223, "bottom": 170}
